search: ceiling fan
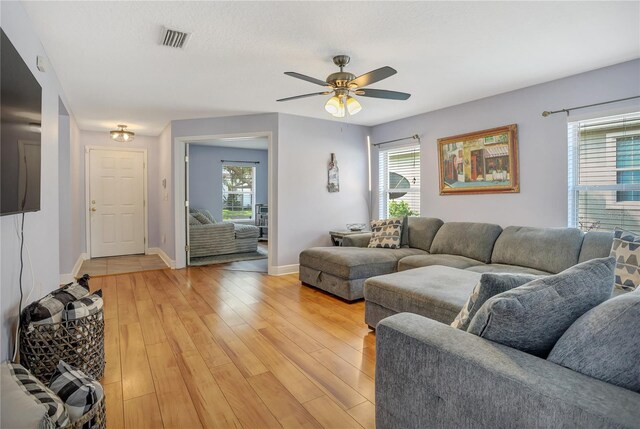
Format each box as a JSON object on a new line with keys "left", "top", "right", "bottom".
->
{"left": 277, "top": 55, "right": 411, "bottom": 118}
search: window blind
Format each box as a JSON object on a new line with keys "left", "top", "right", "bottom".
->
{"left": 378, "top": 145, "right": 420, "bottom": 219}
{"left": 568, "top": 112, "right": 640, "bottom": 233}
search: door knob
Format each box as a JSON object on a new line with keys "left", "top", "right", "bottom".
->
{"left": 90, "top": 207, "right": 96, "bottom": 212}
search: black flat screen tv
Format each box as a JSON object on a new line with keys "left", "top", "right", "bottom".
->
{"left": 1, "top": 27, "right": 42, "bottom": 216}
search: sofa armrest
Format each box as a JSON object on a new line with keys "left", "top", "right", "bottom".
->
{"left": 343, "top": 232, "right": 372, "bottom": 247}
{"left": 189, "top": 222, "right": 235, "bottom": 257}
{"left": 376, "top": 313, "right": 640, "bottom": 429}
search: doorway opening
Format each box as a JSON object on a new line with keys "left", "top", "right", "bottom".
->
{"left": 185, "top": 135, "right": 269, "bottom": 272}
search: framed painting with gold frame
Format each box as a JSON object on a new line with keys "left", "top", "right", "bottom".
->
{"left": 437, "top": 124, "right": 519, "bottom": 195}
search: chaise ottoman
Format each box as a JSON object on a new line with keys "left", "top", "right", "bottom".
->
{"left": 299, "top": 246, "right": 428, "bottom": 301}
{"left": 364, "top": 265, "right": 482, "bottom": 328}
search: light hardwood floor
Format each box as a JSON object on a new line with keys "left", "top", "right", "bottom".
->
{"left": 92, "top": 265, "right": 376, "bottom": 429}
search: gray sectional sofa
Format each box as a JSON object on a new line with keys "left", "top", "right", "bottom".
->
{"left": 376, "top": 312, "right": 640, "bottom": 429}
{"left": 298, "top": 217, "right": 613, "bottom": 307}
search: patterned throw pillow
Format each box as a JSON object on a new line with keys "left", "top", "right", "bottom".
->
{"left": 451, "top": 273, "right": 541, "bottom": 330}
{"left": 62, "top": 290, "right": 104, "bottom": 321}
{"left": 7, "top": 362, "right": 70, "bottom": 428}
{"left": 610, "top": 228, "right": 640, "bottom": 291}
{"left": 22, "top": 277, "right": 91, "bottom": 327}
{"left": 368, "top": 218, "right": 403, "bottom": 249}
{"left": 48, "top": 361, "right": 104, "bottom": 423}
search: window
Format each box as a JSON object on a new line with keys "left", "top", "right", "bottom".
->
{"left": 568, "top": 112, "right": 640, "bottom": 233}
{"left": 222, "top": 165, "right": 255, "bottom": 221}
{"left": 379, "top": 145, "right": 420, "bottom": 219}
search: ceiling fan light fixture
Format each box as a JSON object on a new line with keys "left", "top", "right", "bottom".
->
{"left": 324, "top": 96, "right": 342, "bottom": 116}
{"left": 346, "top": 96, "right": 362, "bottom": 115}
{"left": 110, "top": 124, "right": 135, "bottom": 142}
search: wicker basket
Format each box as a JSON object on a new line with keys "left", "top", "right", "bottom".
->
{"left": 19, "top": 310, "right": 105, "bottom": 382}
{"left": 62, "top": 395, "right": 106, "bottom": 429}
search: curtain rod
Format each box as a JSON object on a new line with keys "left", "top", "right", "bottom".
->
{"left": 221, "top": 160, "right": 260, "bottom": 164}
{"left": 542, "top": 95, "right": 640, "bottom": 117}
{"left": 372, "top": 134, "right": 421, "bottom": 147}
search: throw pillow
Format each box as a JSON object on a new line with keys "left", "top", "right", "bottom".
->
{"left": 368, "top": 217, "right": 403, "bottom": 249}
{"left": 201, "top": 209, "right": 216, "bottom": 223}
{"left": 450, "top": 273, "right": 541, "bottom": 331}
{"left": 6, "top": 362, "right": 70, "bottom": 428}
{"left": 22, "top": 279, "right": 91, "bottom": 327}
{"left": 192, "top": 212, "right": 212, "bottom": 224}
{"left": 48, "top": 360, "right": 104, "bottom": 422}
{"left": 548, "top": 290, "right": 640, "bottom": 393}
{"left": 400, "top": 216, "right": 409, "bottom": 248}
{"left": 610, "top": 227, "right": 640, "bottom": 291}
{"left": 62, "top": 290, "right": 104, "bottom": 321}
{"left": 1, "top": 362, "right": 53, "bottom": 429}
{"left": 188, "top": 214, "right": 200, "bottom": 225}
{"left": 467, "top": 257, "right": 615, "bottom": 357}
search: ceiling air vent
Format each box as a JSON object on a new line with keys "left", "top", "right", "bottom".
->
{"left": 160, "top": 27, "right": 191, "bottom": 49}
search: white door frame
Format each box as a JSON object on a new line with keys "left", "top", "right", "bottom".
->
{"left": 173, "top": 132, "right": 274, "bottom": 273}
{"left": 84, "top": 146, "right": 149, "bottom": 258}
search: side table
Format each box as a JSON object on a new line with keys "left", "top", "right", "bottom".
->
{"left": 329, "top": 230, "right": 369, "bottom": 246}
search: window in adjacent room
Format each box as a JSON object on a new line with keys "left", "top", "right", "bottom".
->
{"left": 222, "top": 165, "right": 255, "bottom": 221}
{"left": 568, "top": 112, "right": 640, "bottom": 233}
{"left": 379, "top": 145, "right": 420, "bottom": 219}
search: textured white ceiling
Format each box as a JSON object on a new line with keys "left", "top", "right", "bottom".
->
{"left": 23, "top": 1, "right": 640, "bottom": 136}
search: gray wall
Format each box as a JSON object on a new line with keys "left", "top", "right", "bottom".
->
{"left": 188, "top": 145, "right": 268, "bottom": 222}
{"left": 277, "top": 114, "right": 370, "bottom": 265}
{"left": 0, "top": 1, "right": 70, "bottom": 359}
{"left": 169, "top": 113, "right": 279, "bottom": 264}
{"left": 58, "top": 101, "right": 72, "bottom": 274}
{"left": 371, "top": 59, "right": 640, "bottom": 228}
{"left": 75, "top": 130, "right": 162, "bottom": 252}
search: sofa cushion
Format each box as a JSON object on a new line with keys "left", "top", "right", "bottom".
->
{"left": 548, "top": 290, "right": 640, "bottom": 393}
{"left": 465, "top": 264, "right": 551, "bottom": 276}
{"left": 491, "top": 226, "right": 584, "bottom": 274}
{"left": 467, "top": 257, "right": 616, "bottom": 357}
{"left": 364, "top": 265, "right": 481, "bottom": 324}
{"left": 451, "top": 273, "right": 541, "bottom": 330}
{"left": 5, "top": 362, "right": 70, "bottom": 428}
{"left": 398, "top": 254, "right": 484, "bottom": 271}
{"left": 48, "top": 360, "right": 104, "bottom": 422}
{"left": 429, "top": 222, "right": 502, "bottom": 263}
{"left": 407, "top": 217, "right": 444, "bottom": 252}
{"left": 300, "top": 247, "right": 426, "bottom": 280}
{"left": 578, "top": 231, "right": 614, "bottom": 263}
{"left": 610, "top": 228, "right": 640, "bottom": 291}
{"left": 368, "top": 218, "right": 403, "bottom": 249}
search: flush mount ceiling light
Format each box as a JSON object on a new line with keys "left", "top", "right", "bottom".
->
{"left": 277, "top": 55, "right": 410, "bottom": 118}
{"left": 110, "top": 124, "right": 135, "bottom": 142}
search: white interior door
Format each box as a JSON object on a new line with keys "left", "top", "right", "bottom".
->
{"left": 89, "top": 149, "right": 145, "bottom": 257}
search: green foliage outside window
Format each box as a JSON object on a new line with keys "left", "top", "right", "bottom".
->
{"left": 388, "top": 200, "right": 417, "bottom": 217}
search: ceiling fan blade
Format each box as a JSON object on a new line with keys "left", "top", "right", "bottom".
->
{"left": 276, "top": 92, "right": 330, "bottom": 102}
{"left": 348, "top": 66, "right": 397, "bottom": 88}
{"left": 284, "top": 72, "right": 330, "bottom": 87}
{"left": 356, "top": 89, "right": 411, "bottom": 100}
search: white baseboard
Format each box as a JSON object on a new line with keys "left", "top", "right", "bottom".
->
{"left": 60, "top": 253, "right": 89, "bottom": 284}
{"left": 269, "top": 263, "right": 299, "bottom": 276}
{"left": 147, "top": 247, "right": 176, "bottom": 269}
